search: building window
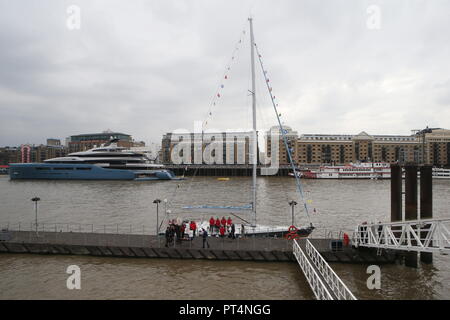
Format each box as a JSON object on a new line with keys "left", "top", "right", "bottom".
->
{"left": 433, "top": 143, "right": 440, "bottom": 166}
{"left": 322, "top": 145, "right": 331, "bottom": 164}
{"left": 381, "top": 147, "right": 387, "bottom": 162}
{"left": 355, "top": 143, "right": 360, "bottom": 161}
{"left": 307, "top": 145, "right": 312, "bottom": 163}
{"left": 339, "top": 145, "right": 345, "bottom": 164}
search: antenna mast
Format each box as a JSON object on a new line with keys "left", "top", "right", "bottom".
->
{"left": 249, "top": 17, "right": 257, "bottom": 227}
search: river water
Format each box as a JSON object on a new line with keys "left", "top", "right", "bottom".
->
{"left": 0, "top": 175, "right": 449, "bottom": 299}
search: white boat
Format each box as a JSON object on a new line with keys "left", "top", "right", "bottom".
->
{"left": 290, "top": 162, "right": 450, "bottom": 179}
{"left": 432, "top": 168, "right": 450, "bottom": 179}
{"left": 308, "top": 162, "right": 390, "bottom": 179}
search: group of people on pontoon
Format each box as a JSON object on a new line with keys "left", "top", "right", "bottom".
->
{"left": 164, "top": 216, "right": 238, "bottom": 247}
{"left": 209, "top": 216, "right": 236, "bottom": 239}
{"left": 165, "top": 219, "right": 198, "bottom": 246}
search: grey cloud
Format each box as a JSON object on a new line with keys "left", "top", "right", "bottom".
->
{"left": 0, "top": 0, "right": 449, "bottom": 146}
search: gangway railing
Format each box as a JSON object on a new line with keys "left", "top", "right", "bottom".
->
{"left": 305, "top": 240, "right": 357, "bottom": 300}
{"left": 353, "top": 218, "right": 450, "bottom": 254}
{"left": 292, "top": 239, "right": 334, "bottom": 300}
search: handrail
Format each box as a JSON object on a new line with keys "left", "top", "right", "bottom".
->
{"left": 353, "top": 219, "right": 450, "bottom": 253}
{"left": 0, "top": 221, "right": 152, "bottom": 235}
{"left": 292, "top": 239, "right": 334, "bottom": 300}
{"left": 356, "top": 218, "right": 450, "bottom": 227}
{"left": 306, "top": 239, "right": 356, "bottom": 300}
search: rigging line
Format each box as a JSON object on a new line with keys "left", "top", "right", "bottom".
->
{"left": 255, "top": 77, "right": 295, "bottom": 217}
{"left": 254, "top": 74, "right": 292, "bottom": 219}
{"left": 254, "top": 44, "right": 313, "bottom": 225}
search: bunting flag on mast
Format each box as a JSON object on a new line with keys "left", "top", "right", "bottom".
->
{"left": 202, "top": 25, "right": 247, "bottom": 131}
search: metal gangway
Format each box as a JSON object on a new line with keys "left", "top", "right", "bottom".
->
{"left": 292, "top": 239, "right": 357, "bottom": 300}
{"left": 353, "top": 218, "right": 450, "bottom": 254}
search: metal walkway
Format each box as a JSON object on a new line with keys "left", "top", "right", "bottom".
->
{"left": 353, "top": 218, "right": 450, "bottom": 254}
{"left": 293, "top": 239, "right": 356, "bottom": 300}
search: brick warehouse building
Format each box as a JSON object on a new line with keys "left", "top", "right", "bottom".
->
{"left": 0, "top": 131, "right": 145, "bottom": 164}
{"left": 0, "top": 144, "right": 66, "bottom": 165}
{"left": 266, "top": 127, "right": 450, "bottom": 167}
{"left": 67, "top": 130, "right": 144, "bottom": 153}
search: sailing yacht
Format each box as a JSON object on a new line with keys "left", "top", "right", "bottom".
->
{"left": 175, "top": 18, "right": 315, "bottom": 238}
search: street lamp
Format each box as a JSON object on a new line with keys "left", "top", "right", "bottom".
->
{"left": 31, "top": 197, "right": 40, "bottom": 235}
{"left": 153, "top": 199, "right": 161, "bottom": 236}
{"left": 288, "top": 200, "right": 297, "bottom": 226}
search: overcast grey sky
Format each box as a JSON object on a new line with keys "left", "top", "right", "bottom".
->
{"left": 0, "top": 0, "right": 449, "bottom": 147}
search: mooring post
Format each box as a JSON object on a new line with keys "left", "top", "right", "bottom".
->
{"left": 420, "top": 165, "right": 433, "bottom": 264}
{"left": 391, "top": 164, "right": 403, "bottom": 222}
{"left": 404, "top": 165, "right": 418, "bottom": 268}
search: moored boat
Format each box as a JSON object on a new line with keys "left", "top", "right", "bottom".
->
{"left": 9, "top": 139, "right": 180, "bottom": 181}
{"left": 290, "top": 162, "right": 450, "bottom": 179}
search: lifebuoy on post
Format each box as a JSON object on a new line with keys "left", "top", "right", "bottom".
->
{"left": 285, "top": 225, "right": 299, "bottom": 240}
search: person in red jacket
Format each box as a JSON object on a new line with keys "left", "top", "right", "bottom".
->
{"left": 219, "top": 225, "right": 225, "bottom": 238}
{"left": 209, "top": 216, "right": 215, "bottom": 233}
{"left": 221, "top": 216, "right": 227, "bottom": 227}
{"left": 215, "top": 217, "right": 221, "bottom": 234}
{"left": 343, "top": 233, "right": 350, "bottom": 247}
{"left": 227, "top": 217, "right": 232, "bottom": 226}
{"left": 190, "top": 221, "right": 197, "bottom": 237}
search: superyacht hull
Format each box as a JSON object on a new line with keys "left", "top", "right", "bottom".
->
{"left": 9, "top": 163, "right": 176, "bottom": 180}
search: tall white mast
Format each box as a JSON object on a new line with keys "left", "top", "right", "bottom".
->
{"left": 249, "top": 17, "right": 257, "bottom": 227}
